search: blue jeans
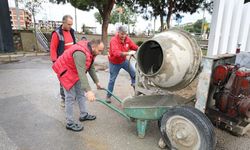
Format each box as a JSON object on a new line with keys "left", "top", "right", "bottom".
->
{"left": 107, "top": 60, "right": 136, "bottom": 97}
{"left": 63, "top": 81, "right": 87, "bottom": 124}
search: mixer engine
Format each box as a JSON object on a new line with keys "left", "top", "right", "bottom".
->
{"left": 213, "top": 64, "right": 250, "bottom": 120}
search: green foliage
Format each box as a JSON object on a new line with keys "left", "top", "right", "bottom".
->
{"left": 136, "top": 40, "right": 143, "bottom": 46}
{"left": 111, "top": 5, "right": 137, "bottom": 25}
{"left": 94, "top": 5, "right": 137, "bottom": 25}
{"left": 52, "top": 0, "right": 114, "bottom": 15}
{"left": 137, "top": 0, "right": 167, "bottom": 18}
{"left": 133, "top": 0, "right": 167, "bottom": 31}
{"left": 171, "top": 0, "right": 204, "bottom": 14}
{"left": 94, "top": 12, "right": 103, "bottom": 24}
{"left": 183, "top": 24, "right": 195, "bottom": 33}
{"left": 193, "top": 19, "right": 203, "bottom": 33}
{"left": 202, "top": 1, "right": 213, "bottom": 14}
{"left": 135, "top": 0, "right": 212, "bottom": 29}
{"left": 182, "top": 19, "right": 210, "bottom": 34}
{"left": 52, "top": 0, "right": 116, "bottom": 49}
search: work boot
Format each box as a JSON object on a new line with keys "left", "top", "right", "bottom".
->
{"left": 106, "top": 96, "right": 111, "bottom": 103}
{"left": 60, "top": 99, "right": 65, "bottom": 108}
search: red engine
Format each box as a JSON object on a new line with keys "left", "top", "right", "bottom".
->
{"left": 213, "top": 65, "right": 250, "bottom": 118}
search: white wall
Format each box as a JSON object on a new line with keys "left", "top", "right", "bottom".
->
{"left": 237, "top": 3, "right": 250, "bottom": 52}
{"left": 207, "top": 0, "right": 250, "bottom": 56}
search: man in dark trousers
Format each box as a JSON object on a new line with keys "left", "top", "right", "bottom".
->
{"left": 52, "top": 39, "right": 104, "bottom": 132}
{"left": 50, "top": 15, "right": 77, "bottom": 107}
{"left": 106, "top": 25, "right": 138, "bottom": 103}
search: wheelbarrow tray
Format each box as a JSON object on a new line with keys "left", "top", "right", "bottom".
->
{"left": 122, "top": 94, "right": 185, "bottom": 120}
{"left": 97, "top": 89, "right": 188, "bottom": 138}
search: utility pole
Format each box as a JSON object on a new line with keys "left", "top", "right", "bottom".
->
{"left": 15, "top": 0, "right": 21, "bottom": 29}
{"left": 75, "top": 7, "right": 77, "bottom": 32}
{"left": 201, "top": 8, "right": 205, "bottom": 36}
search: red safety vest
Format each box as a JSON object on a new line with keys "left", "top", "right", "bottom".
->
{"left": 52, "top": 40, "right": 94, "bottom": 90}
{"left": 108, "top": 33, "right": 138, "bottom": 64}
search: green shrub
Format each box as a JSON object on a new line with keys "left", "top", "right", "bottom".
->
{"left": 136, "top": 41, "right": 144, "bottom": 46}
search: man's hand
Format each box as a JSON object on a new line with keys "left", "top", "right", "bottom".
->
{"left": 96, "top": 82, "right": 102, "bottom": 90}
{"left": 121, "top": 51, "right": 136, "bottom": 56}
{"left": 85, "top": 91, "right": 96, "bottom": 102}
{"left": 127, "top": 51, "right": 136, "bottom": 56}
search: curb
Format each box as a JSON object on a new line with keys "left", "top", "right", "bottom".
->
{"left": 0, "top": 52, "right": 49, "bottom": 62}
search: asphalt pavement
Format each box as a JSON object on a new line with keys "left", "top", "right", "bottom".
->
{"left": 0, "top": 55, "right": 250, "bottom": 150}
{"left": 0, "top": 55, "right": 161, "bottom": 150}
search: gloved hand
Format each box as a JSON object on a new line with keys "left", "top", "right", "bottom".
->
{"left": 127, "top": 51, "right": 136, "bottom": 56}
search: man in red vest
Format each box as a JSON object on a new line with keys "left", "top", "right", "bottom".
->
{"left": 52, "top": 39, "right": 104, "bottom": 132}
{"left": 106, "top": 25, "right": 138, "bottom": 103}
{"left": 50, "top": 15, "right": 76, "bottom": 107}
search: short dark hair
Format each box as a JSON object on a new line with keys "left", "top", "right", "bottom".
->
{"left": 81, "top": 36, "right": 87, "bottom": 40}
{"left": 89, "top": 39, "right": 103, "bottom": 47}
{"left": 62, "top": 15, "right": 73, "bottom": 22}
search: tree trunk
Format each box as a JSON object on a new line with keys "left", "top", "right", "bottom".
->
{"left": 99, "top": 0, "right": 115, "bottom": 54}
{"left": 166, "top": 12, "right": 171, "bottom": 29}
{"left": 102, "top": 15, "right": 109, "bottom": 53}
{"left": 160, "top": 0, "right": 166, "bottom": 31}
{"left": 160, "top": 13, "right": 164, "bottom": 32}
{"left": 166, "top": 0, "right": 174, "bottom": 29}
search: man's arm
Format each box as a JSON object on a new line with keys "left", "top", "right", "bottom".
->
{"left": 50, "top": 32, "right": 59, "bottom": 62}
{"left": 128, "top": 37, "right": 139, "bottom": 51}
{"left": 88, "top": 63, "right": 99, "bottom": 84}
{"left": 73, "top": 51, "right": 91, "bottom": 92}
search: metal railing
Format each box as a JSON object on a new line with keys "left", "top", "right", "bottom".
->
{"left": 36, "top": 28, "right": 49, "bottom": 52}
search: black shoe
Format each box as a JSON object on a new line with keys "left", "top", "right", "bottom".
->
{"left": 66, "top": 123, "right": 83, "bottom": 132}
{"left": 79, "top": 113, "right": 96, "bottom": 122}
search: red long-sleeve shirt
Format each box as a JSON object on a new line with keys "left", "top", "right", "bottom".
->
{"left": 108, "top": 33, "right": 138, "bottom": 64}
{"left": 50, "top": 30, "right": 74, "bottom": 62}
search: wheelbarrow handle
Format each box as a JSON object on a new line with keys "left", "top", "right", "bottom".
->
{"left": 96, "top": 98, "right": 130, "bottom": 120}
{"left": 99, "top": 88, "right": 123, "bottom": 104}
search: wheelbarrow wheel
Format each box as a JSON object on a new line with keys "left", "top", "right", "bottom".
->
{"left": 159, "top": 106, "right": 216, "bottom": 150}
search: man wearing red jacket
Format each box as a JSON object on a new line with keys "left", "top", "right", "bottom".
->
{"left": 50, "top": 15, "right": 77, "bottom": 107}
{"left": 52, "top": 39, "right": 104, "bottom": 132}
{"left": 106, "top": 25, "right": 138, "bottom": 103}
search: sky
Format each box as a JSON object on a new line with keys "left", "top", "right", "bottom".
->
{"left": 8, "top": 0, "right": 211, "bottom": 34}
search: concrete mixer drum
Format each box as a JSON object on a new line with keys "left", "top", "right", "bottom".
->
{"left": 136, "top": 29, "right": 202, "bottom": 93}
{"left": 134, "top": 30, "right": 217, "bottom": 149}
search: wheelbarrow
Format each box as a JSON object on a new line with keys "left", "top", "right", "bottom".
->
{"left": 96, "top": 88, "right": 185, "bottom": 138}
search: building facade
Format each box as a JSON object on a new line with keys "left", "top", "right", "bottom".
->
{"left": 9, "top": 7, "right": 32, "bottom": 30}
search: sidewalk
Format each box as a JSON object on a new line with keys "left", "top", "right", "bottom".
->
{"left": 0, "top": 51, "right": 49, "bottom": 62}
